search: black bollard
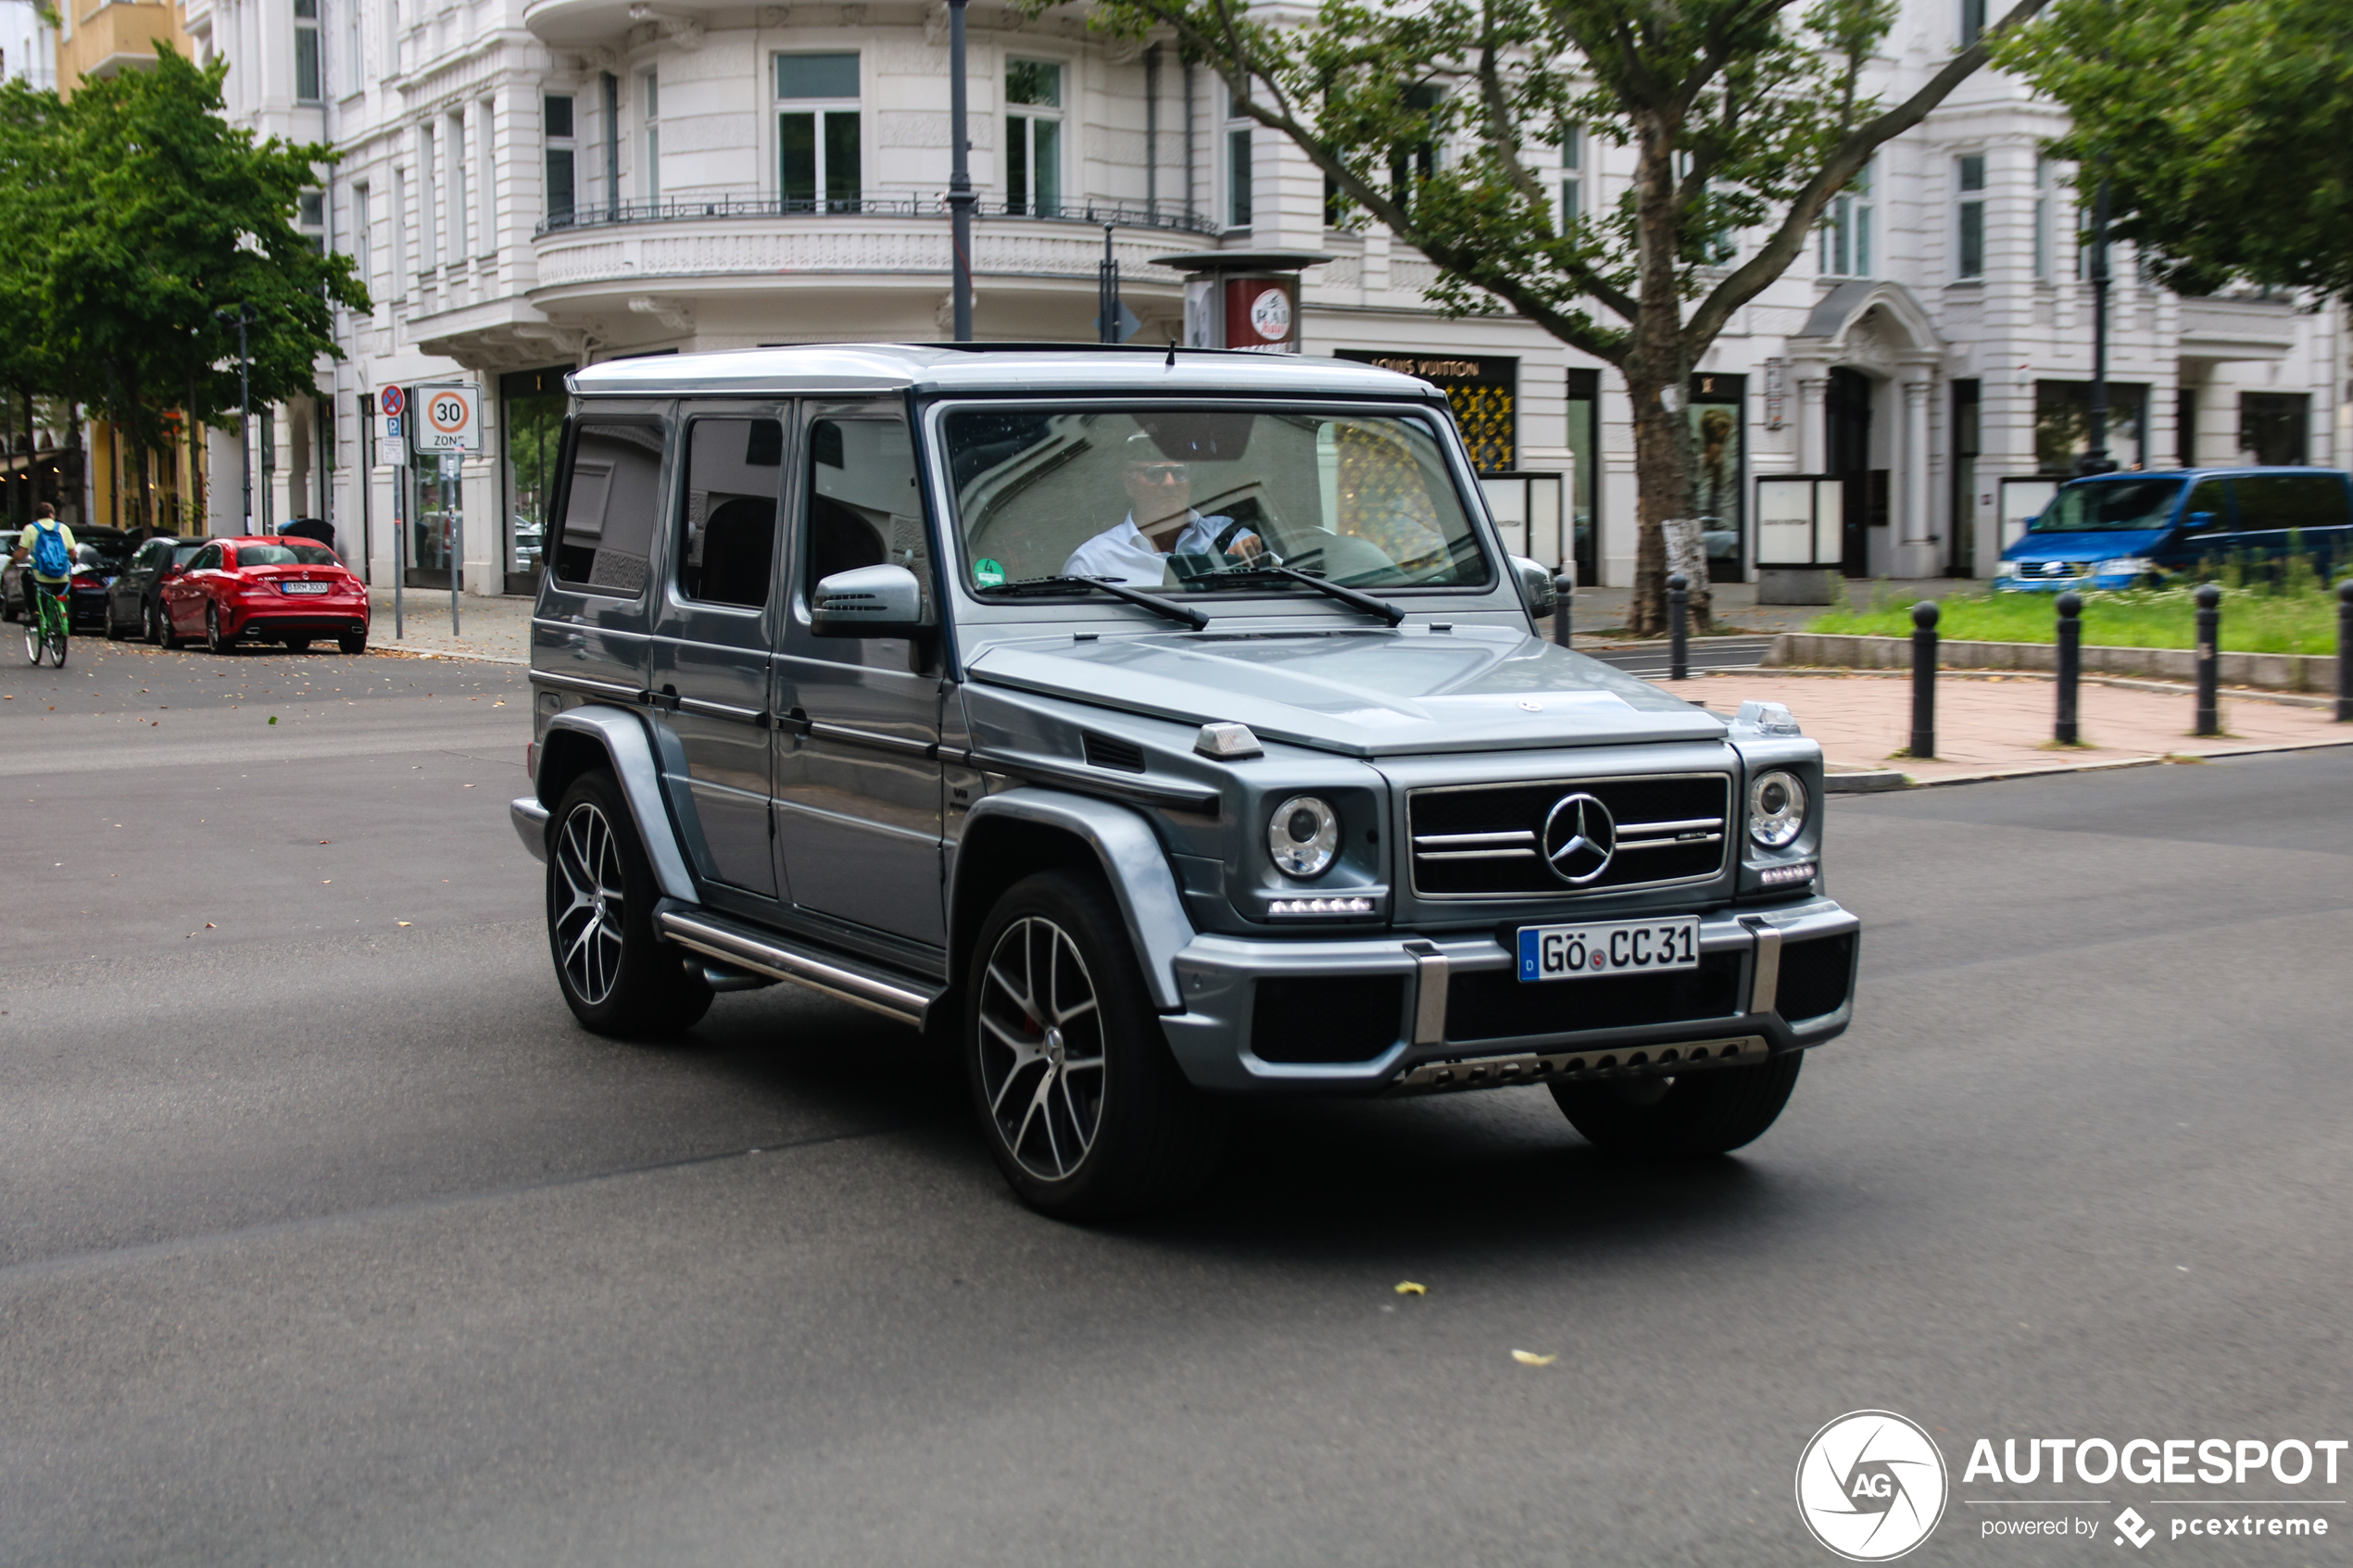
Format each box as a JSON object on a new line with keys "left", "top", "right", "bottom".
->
{"left": 2055, "top": 590, "right": 2082, "bottom": 746}
{"left": 1667, "top": 572, "right": 1689, "bottom": 680}
{"left": 1553, "top": 571, "right": 1574, "bottom": 648}
{"left": 1909, "top": 600, "right": 1939, "bottom": 759}
{"left": 2194, "top": 582, "right": 2221, "bottom": 737}
{"left": 2336, "top": 578, "right": 2352, "bottom": 723}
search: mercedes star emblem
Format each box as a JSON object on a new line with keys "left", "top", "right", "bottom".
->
{"left": 1541, "top": 793, "right": 1617, "bottom": 884}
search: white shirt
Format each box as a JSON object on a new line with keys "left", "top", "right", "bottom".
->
{"left": 1063, "top": 511, "right": 1247, "bottom": 586}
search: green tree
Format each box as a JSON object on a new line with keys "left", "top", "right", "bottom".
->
{"left": 1066, "top": 0, "right": 2047, "bottom": 631}
{"left": 1997, "top": 0, "right": 2353, "bottom": 304}
{"left": 4, "top": 47, "right": 369, "bottom": 527}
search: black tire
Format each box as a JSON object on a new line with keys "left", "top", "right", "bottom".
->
{"left": 546, "top": 771, "right": 712, "bottom": 1037}
{"left": 103, "top": 601, "right": 124, "bottom": 641}
{"left": 284, "top": 636, "right": 312, "bottom": 652}
{"left": 205, "top": 604, "right": 233, "bottom": 655}
{"left": 337, "top": 632, "right": 367, "bottom": 655}
{"left": 153, "top": 599, "right": 180, "bottom": 649}
{"left": 1550, "top": 1051, "right": 1803, "bottom": 1159}
{"left": 964, "top": 869, "right": 1227, "bottom": 1219}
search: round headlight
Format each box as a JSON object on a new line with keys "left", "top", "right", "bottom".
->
{"left": 1748, "top": 770, "right": 1808, "bottom": 849}
{"left": 1268, "top": 796, "right": 1340, "bottom": 879}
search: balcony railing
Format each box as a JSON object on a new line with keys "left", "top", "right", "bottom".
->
{"left": 534, "top": 194, "right": 1219, "bottom": 241}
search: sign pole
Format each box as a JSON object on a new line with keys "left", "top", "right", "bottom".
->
{"left": 392, "top": 457, "right": 406, "bottom": 641}
{"left": 449, "top": 451, "right": 462, "bottom": 637}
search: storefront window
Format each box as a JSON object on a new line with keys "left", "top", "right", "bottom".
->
{"left": 1332, "top": 351, "right": 1517, "bottom": 475}
{"left": 413, "top": 453, "right": 462, "bottom": 583}
{"left": 2035, "top": 381, "right": 2146, "bottom": 472}
{"left": 1688, "top": 373, "right": 1745, "bottom": 581}
{"left": 502, "top": 366, "right": 572, "bottom": 594}
{"left": 1566, "top": 367, "right": 1600, "bottom": 584}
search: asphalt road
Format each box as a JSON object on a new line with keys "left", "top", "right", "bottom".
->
{"left": 5, "top": 636, "right": 2351, "bottom": 1566}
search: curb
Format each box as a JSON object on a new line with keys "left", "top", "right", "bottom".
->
{"left": 1737, "top": 665, "right": 2335, "bottom": 710}
{"left": 1829, "top": 734, "right": 2353, "bottom": 795}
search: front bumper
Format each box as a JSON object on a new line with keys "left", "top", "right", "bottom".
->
{"left": 511, "top": 796, "right": 550, "bottom": 860}
{"left": 1993, "top": 571, "right": 2136, "bottom": 593}
{"left": 1159, "top": 897, "right": 1859, "bottom": 1095}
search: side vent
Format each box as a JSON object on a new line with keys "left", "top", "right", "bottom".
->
{"left": 1082, "top": 732, "right": 1147, "bottom": 773}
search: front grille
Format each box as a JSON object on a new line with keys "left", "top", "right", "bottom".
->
{"left": 1408, "top": 773, "right": 1731, "bottom": 898}
{"left": 1444, "top": 953, "right": 1743, "bottom": 1043}
{"left": 1774, "top": 932, "right": 1855, "bottom": 1022}
{"left": 2021, "top": 559, "right": 2084, "bottom": 580}
{"left": 1252, "top": 975, "right": 1407, "bottom": 1063}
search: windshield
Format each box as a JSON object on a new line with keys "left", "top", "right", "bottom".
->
{"left": 233, "top": 543, "right": 340, "bottom": 567}
{"left": 2035, "top": 477, "right": 2184, "bottom": 533}
{"left": 941, "top": 407, "right": 1490, "bottom": 593}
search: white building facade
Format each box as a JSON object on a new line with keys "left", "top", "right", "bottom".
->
{"left": 188, "top": 0, "right": 2348, "bottom": 594}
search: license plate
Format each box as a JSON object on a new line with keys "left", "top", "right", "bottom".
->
{"left": 1517, "top": 917, "right": 1701, "bottom": 982}
{"left": 283, "top": 582, "right": 330, "bottom": 595}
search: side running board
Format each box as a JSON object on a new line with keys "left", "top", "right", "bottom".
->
{"left": 656, "top": 907, "right": 945, "bottom": 1028}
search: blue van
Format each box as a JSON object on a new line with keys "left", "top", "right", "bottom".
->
{"left": 1994, "top": 467, "right": 2353, "bottom": 591}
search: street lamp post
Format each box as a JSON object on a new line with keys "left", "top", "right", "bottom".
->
{"left": 2078, "top": 174, "right": 2118, "bottom": 477}
{"left": 215, "top": 305, "right": 256, "bottom": 531}
{"left": 947, "top": 0, "right": 975, "bottom": 341}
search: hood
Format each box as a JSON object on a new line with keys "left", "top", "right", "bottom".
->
{"left": 2004, "top": 526, "right": 2172, "bottom": 562}
{"left": 964, "top": 625, "right": 1727, "bottom": 758}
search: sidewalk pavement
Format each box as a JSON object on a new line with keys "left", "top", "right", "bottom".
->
{"left": 1679, "top": 668, "right": 2352, "bottom": 786}
{"left": 367, "top": 586, "right": 532, "bottom": 663}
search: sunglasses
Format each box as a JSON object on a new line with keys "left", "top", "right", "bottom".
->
{"left": 1128, "top": 462, "right": 1190, "bottom": 483}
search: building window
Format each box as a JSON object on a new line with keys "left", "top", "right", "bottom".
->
{"left": 545, "top": 94, "right": 575, "bottom": 225}
{"left": 1226, "top": 91, "right": 1252, "bottom": 229}
{"left": 419, "top": 122, "right": 438, "bottom": 271}
{"left": 346, "top": 0, "right": 362, "bottom": 93}
{"left": 2032, "top": 156, "right": 2052, "bottom": 280}
{"left": 448, "top": 111, "right": 469, "bottom": 258}
{"left": 476, "top": 100, "right": 497, "bottom": 257}
{"left": 1005, "top": 59, "right": 1063, "bottom": 217}
{"left": 352, "top": 182, "right": 373, "bottom": 295}
{"left": 1959, "top": 0, "right": 1986, "bottom": 46}
{"left": 295, "top": 0, "right": 321, "bottom": 102}
{"left": 1821, "top": 158, "right": 1873, "bottom": 277}
{"left": 297, "top": 190, "right": 325, "bottom": 255}
{"left": 1559, "top": 123, "right": 1582, "bottom": 231}
{"left": 775, "top": 53, "right": 861, "bottom": 212}
{"left": 390, "top": 167, "right": 409, "bottom": 295}
{"left": 2240, "top": 393, "right": 2310, "bottom": 466}
{"left": 642, "top": 70, "right": 660, "bottom": 203}
{"left": 1955, "top": 153, "right": 1986, "bottom": 279}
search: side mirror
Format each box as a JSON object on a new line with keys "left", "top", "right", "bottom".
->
{"left": 811, "top": 563, "right": 931, "bottom": 637}
{"left": 1511, "top": 556, "right": 1556, "bottom": 618}
{"left": 2186, "top": 510, "right": 2219, "bottom": 533}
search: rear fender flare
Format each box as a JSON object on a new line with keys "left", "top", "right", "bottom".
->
{"left": 535, "top": 706, "right": 699, "bottom": 904}
{"left": 953, "top": 790, "right": 1193, "bottom": 1012}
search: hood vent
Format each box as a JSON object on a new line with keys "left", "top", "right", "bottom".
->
{"left": 1082, "top": 732, "right": 1147, "bottom": 773}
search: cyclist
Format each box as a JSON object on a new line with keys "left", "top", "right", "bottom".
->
{"left": 11, "top": 503, "right": 75, "bottom": 648}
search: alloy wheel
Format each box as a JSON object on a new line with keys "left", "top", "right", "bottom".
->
{"left": 976, "top": 915, "right": 1107, "bottom": 1182}
{"left": 552, "top": 801, "right": 628, "bottom": 1007}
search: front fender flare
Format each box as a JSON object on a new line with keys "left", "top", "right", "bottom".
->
{"left": 537, "top": 706, "right": 699, "bottom": 904}
{"left": 957, "top": 790, "right": 1194, "bottom": 1012}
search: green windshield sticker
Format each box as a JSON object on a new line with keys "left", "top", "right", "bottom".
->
{"left": 974, "top": 558, "right": 1006, "bottom": 587}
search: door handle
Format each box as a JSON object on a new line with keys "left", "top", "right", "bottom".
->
{"left": 658, "top": 684, "right": 681, "bottom": 712}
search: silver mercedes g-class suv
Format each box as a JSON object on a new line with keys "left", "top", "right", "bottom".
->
{"left": 512, "top": 344, "right": 1857, "bottom": 1217}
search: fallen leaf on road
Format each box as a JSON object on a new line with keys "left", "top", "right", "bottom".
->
{"left": 1510, "top": 1350, "right": 1557, "bottom": 1367}
{"left": 396, "top": 921, "right": 412, "bottom": 927}
{"left": 1395, "top": 1282, "right": 1427, "bottom": 1296}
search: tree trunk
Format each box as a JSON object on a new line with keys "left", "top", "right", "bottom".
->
{"left": 1623, "top": 364, "right": 1688, "bottom": 637}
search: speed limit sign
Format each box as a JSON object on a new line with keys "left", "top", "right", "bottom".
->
{"left": 412, "top": 383, "right": 482, "bottom": 454}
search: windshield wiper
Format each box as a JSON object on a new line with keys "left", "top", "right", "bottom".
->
{"left": 1193, "top": 563, "right": 1404, "bottom": 626}
{"left": 975, "top": 574, "right": 1210, "bottom": 631}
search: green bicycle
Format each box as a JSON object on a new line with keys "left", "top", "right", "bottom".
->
{"left": 23, "top": 578, "right": 68, "bottom": 667}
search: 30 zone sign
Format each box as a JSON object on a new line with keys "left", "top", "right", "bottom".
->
{"left": 412, "top": 383, "right": 482, "bottom": 453}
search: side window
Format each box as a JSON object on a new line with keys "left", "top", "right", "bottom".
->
{"left": 191, "top": 545, "right": 222, "bottom": 571}
{"left": 2183, "top": 479, "right": 2232, "bottom": 534}
{"left": 554, "top": 422, "right": 665, "bottom": 595}
{"left": 804, "top": 415, "right": 926, "bottom": 594}
{"left": 677, "top": 418, "right": 783, "bottom": 609}
{"left": 136, "top": 540, "right": 172, "bottom": 571}
{"left": 2234, "top": 474, "right": 2348, "bottom": 533}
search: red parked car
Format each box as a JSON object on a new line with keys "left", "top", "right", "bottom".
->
{"left": 158, "top": 538, "right": 371, "bottom": 654}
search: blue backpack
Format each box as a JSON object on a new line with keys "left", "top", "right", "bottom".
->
{"left": 29, "top": 520, "right": 69, "bottom": 578}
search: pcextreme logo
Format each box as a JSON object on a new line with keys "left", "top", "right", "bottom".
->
{"left": 1796, "top": 1411, "right": 1951, "bottom": 1562}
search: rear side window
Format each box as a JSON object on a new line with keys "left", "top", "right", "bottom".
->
{"left": 555, "top": 422, "right": 665, "bottom": 596}
{"left": 191, "top": 545, "right": 222, "bottom": 571}
{"left": 677, "top": 418, "right": 783, "bottom": 609}
{"left": 2231, "top": 474, "right": 2350, "bottom": 533}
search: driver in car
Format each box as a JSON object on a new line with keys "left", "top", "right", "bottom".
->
{"left": 1063, "top": 432, "right": 1266, "bottom": 585}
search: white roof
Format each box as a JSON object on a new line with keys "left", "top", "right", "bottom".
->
{"left": 567, "top": 343, "right": 1445, "bottom": 400}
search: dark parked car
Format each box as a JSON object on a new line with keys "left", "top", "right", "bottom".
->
{"left": 5, "top": 525, "right": 135, "bottom": 632}
{"left": 278, "top": 518, "right": 336, "bottom": 548}
{"left": 1996, "top": 467, "right": 2353, "bottom": 589}
{"left": 105, "top": 534, "right": 216, "bottom": 642}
